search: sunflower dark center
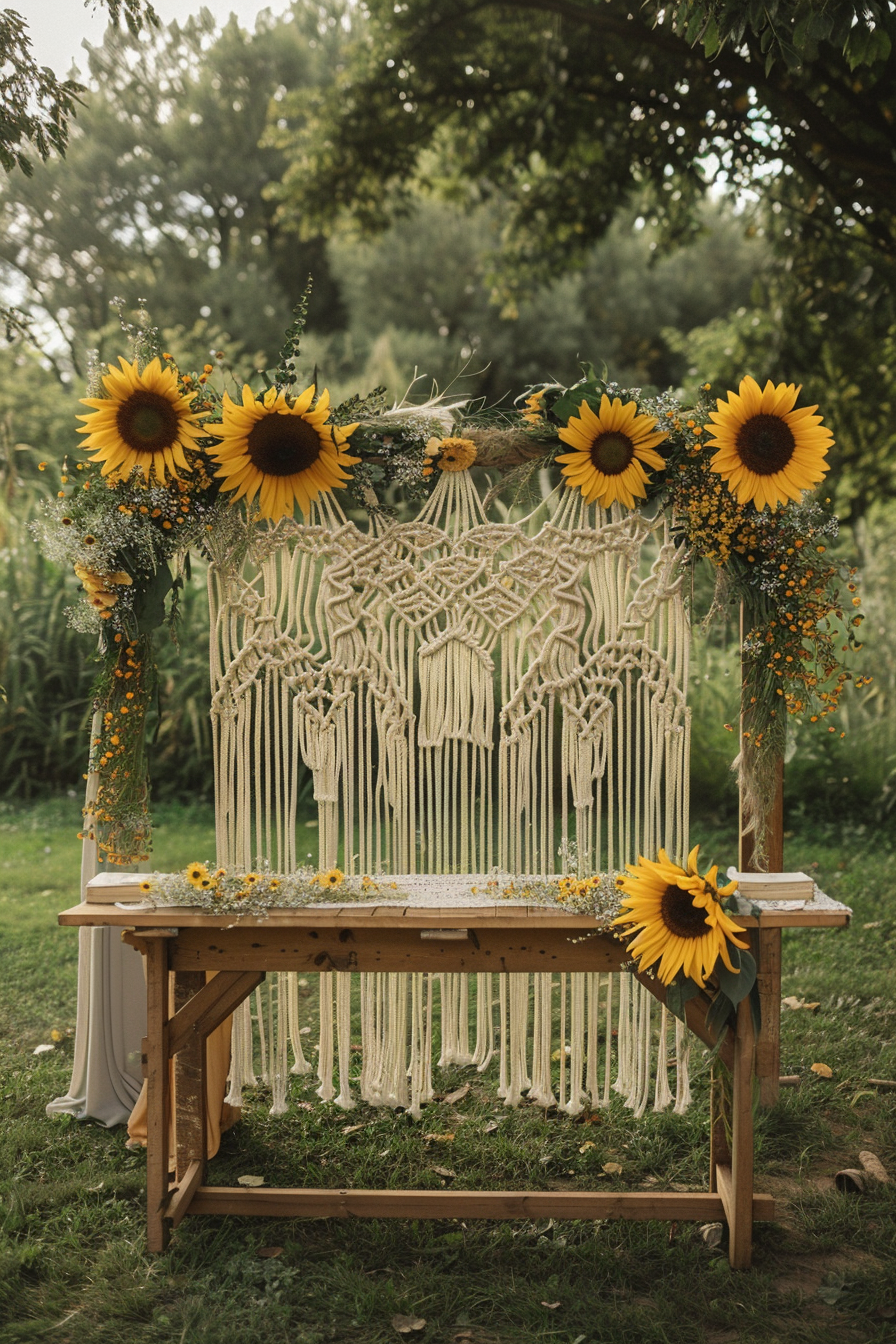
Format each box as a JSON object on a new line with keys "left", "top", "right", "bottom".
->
{"left": 735, "top": 413, "right": 796, "bottom": 476}
{"left": 117, "top": 390, "right": 179, "bottom": 453}
{"left": 590, "top": 430, "right": 634, "bottom": 476}
{"left": 660, "top": 884, "right": 711, "bottom": 940}
{"left": 247, "top": 413, "right": 322, "bottom": 477}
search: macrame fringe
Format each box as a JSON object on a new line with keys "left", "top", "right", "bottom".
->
{"left": 222, "top": 970, "right": 691, "bottom": 1119}
{"left": 208, "top": 471, "right": 696, "bottom": 1123}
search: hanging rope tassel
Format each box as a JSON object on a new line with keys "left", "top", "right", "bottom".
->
{"left": 674, "top": 1017, "right": 692, "bottom": 1114}
{"left": 287, "top": 971, "right": 312, "bottom": 1076}
{"left": 334, "top": 973, "right": 356, "bottom": 1111}
{"left": 563, "top": 972, "right": 587, "bottom": 1116}
{"left": 653, "top": 1004, "right": 673, "bottom": 1112}
{"left": 316, "top": 971, "right": 336, "bottom": 1102}
{"left": 269, "top": 972, "right": 290, "bottom": 1116}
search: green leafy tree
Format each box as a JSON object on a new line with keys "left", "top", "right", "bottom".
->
{"left": 0, "top": 5, "right": 346, "bottom": 376}
{"left": 324, "top": 195, "right": 764, "bottom": 401}
{"left": 0, "top": 2, "right": 160, "bottom": 176}
{"left": 271, "top": 0, "right": 896, "bottom": 289}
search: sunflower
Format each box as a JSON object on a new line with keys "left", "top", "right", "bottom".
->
{"left": 611, "top": 846, "right": 748, "bottom": 989}
{"left": 556, "top": 396, "right": 668, "bottom": 509}
{"left": 706, "top": 376, "right": 833, "bottom": 511}
{"left": 77, "top": 357, "right": 207, "bottom": 483}
{"left": 184, "top": 862, "right": 211, "bottom": 889}
{"left": 316, "top": 867, "right": 344, "bottom": 890}
{"left": 208, "top": 384, "right": 359, "bottom": 520}
{"left": 421, "top": 436, "right": 478, "bottom": 477}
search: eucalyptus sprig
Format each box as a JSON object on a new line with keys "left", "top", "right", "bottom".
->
{"left": 273, "top": 275, "right": 314, "bottom": 392}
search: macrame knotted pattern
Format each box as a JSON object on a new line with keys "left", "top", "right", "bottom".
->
{"left": 208, "top": 471, "right": 693, "bottom": 1120}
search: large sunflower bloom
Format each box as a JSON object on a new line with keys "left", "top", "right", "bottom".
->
{"left": 612, "top": 846, "right": 748, "bottom": 989}
{"left": 77, "top": 357, "right": 207, "bottom": 483}
{"left": 706, "top": 376, "right": 832, "bottom": 511}
{"left": 209, "top": 384, "right": 359, "bottom": 520}
{"left": 556, "top": 395, "right": 668, "bottom": 509}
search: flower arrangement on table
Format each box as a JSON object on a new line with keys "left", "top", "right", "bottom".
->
{"left": 611, "top": 847, "right": 755, "bottom": 1036}
{"left": 138, "top": 862, "right": 406, "bottom": 916}
{"left": 33, "top": 296, "right": 868, "bottom": 870}
{"left": 498, "top": 848, "right": 753, "bottom": 1035}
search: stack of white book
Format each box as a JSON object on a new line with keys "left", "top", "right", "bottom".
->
{"left": 84, "top": 872, "right": 146, "bottom": 904}
{"left": 726, "top": 870, "right": 815, "bottom": 901}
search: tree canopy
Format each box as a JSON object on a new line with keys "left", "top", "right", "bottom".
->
{"left": 0, "top": 7, "right": 346, "bottom": 375}
{"left": 0, "top": 1, "right": 158, "bottom": 174}
{"left": 272, "top": 0, "right": 896, "bottom": 289}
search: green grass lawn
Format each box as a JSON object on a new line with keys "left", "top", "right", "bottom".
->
{"left": 1, "top": 799, "right": 895, "bottom": 1343}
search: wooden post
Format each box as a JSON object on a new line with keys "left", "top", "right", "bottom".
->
{"left": 142, "top": 935, "right": 172, "bottom": 1254}
{"left": 725, "top": 996, "right": 756, "bottom": 1269}
{"left": 709, "top": 1066, "right": 730, "bottom": 1194}
{"left": 739, "top": 602, "right": 784, "bottom": 1107}
{"left": 173, "top": 970, "right": 207, "bottom": 1184}
{"left": 752, "top": 925, "right": 782, "bottom": 1106}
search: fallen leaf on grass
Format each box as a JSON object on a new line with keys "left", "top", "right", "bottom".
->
{"left": 810, "top": 1062, "right": 833, "bottom": 1079}
{"left": 602, "top": 1161, "right": 623, "bottom": 1175}
{"left": 237, "top": 1175, "right": 265, "bottom": 1187}
{"left": 424, "top": 1132, "right": 455, "bottom": 1143}
{"left": 859, "top": 1151, "right": 890, "bottom": 1183}
{"left": 391, "top": 1314, "right": 426, "bottom": 1333}
{"left": 863, "top": 921, "right": 882, "bottom": 930}
{"left": 442, "top": 1083, "right": 470, "bottom": 1105}
{"left": 782, "top": 996, "right": 820, "bottom": 1012}
{"left": 817, "top": 1272, "right": 847, "bottom": 1305}
{"left": 699, "top": 1221, "right": 724, "bottom": 1249}
{"left": 32, "top": 1043, "right": 55, "bottom": 1055}
{"left": 453, "top": 1332, "right": 474, "bottom": 1341}
{"left": 541, "top": 1301, "right": 561, "bottom": 1310}
{"left": 484, "top": 1121, "right": 500, "bottom": 1133}
{"left": 578, "top": 1142, "right": 595, "bottom": 1153}
{"left": 342, "top": 1122, "right": 369, "bottom": 1134}
{"left": 431, "top": 1165, "right": 456, "bottom": 1178}
{"left": 257, "top": 1246, "right": 282, "bottom": 1258}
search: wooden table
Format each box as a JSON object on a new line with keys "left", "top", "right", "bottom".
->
{"left": 59, "top": 893, "right": 850, "bottom": 1269}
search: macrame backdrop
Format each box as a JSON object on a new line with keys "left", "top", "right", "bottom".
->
{"left": 208, "top": 471, "right": 693, "bottom": 1120}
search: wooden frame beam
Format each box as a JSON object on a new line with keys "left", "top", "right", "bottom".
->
{"left": 169, "top": 925, "right": 626, "bottom": 975}
{"left": 167, "top": 969, "right": 264, "bottom": 1058}
{"left": 185, "top": 1187, "right": 776, "bottom": 1222}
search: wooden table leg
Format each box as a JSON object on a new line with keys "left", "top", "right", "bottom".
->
{"left": 726, "top": 995, "right": 755, "bottom": 1269}
{"left": 174, "top": 970, "right": 208, "bottom": 1183}
{"left": 709, "top": 1065, "right": 730, "bottom": 1193}
{"left": 143, "top": 937, "right": 172, "bottom": 1254}
{"left": 754, "top": 927, "right": 782, "bottom": 1108}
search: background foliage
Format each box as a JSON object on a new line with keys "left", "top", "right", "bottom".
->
{"left": 0, "top": 0, "right": 886, "bottom": 831}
